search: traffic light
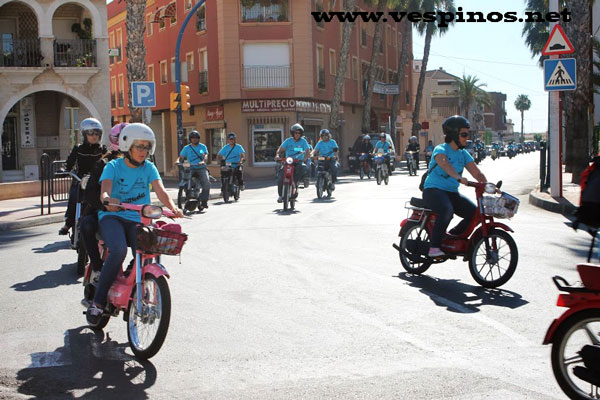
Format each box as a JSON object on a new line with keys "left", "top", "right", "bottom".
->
{"left": 180, "top": 85, "right": 191, "bottom": 111}
{"left": 170, "top": 92, "right": 180, "bottom": 111}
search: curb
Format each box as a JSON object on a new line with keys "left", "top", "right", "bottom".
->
{"left": 0, "top": 192, "right": 222, "bottom": 232}
{"left": 528, "top": 190, "right": 577, "bottom": 215}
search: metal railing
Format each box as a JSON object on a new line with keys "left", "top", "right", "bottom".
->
{"left": 198, "top": 70, "right": 208, "bottom": 93}
{"left": 196, "top": 17, "right": 206, "bottom": 31}
{"left": 53, "top": 39, "right": 97, "bottom": 67}
{"left": 243, "top": 65, "right": 290, "bottom": 89}
{"left": 241, "top": 3, "right": 288, "bottom": 22}
{"left": 318, "top": 67, "right": 325, "bottom": 89}
{"left": 40, "top": 154, "right": 70, "bottom": 215}
{"left": 0, "top": 38, "right": 41, "bottom": 67}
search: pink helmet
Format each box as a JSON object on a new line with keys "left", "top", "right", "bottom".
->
{"left": 109, "top": 123, "right": 128, "bottom": 151}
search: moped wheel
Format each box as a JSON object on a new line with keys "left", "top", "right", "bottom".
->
{"left": 326, "top": 178, "right": 332, "bottom": 198}
{"left": 127, "top": 274, "right": 171, "bottom": 360}
{"left": 367, "top": 167, "right": 372, "bottom": 179}
{"left": 177, "top": 187, "right": 186, "bottom": 209}
{"left": 399, "top": 222, "right": 432, "bottom": 274}
{"left": 316, "top": 176, "right": 324, "bottom": 199}
{"left": 282, "top": 184, "right": 289, "bottom": 211}
{"left": 359, "top": 166, "right": 364, "bottom": 180}
{"left": 468, "top": 229, "right": 518, "bottom": 288}
{"left": 77, "top": 244, "right": 88, "bottom": 276}
{"left": 290, "top": 186, "right": 296, "bottom": 210}
{"left": 233, "top": 178, "right": 240, "bottom": 201}
{"left": 376, "top": 168, "right": 382, "bottom": 185}
{"left": 384, "top": 171, "right": 389, "bottom": 185}
{"left": 222, "top": 180, "right": 230, "bottom": 203}
{"left": 551, "top": 309, "right": 600, "bottom": 400}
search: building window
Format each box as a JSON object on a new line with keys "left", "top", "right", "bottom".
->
{"left": 196, "top": 4, "right": 206, "bottom": 31}
{"left": 208, "top": 128, "right": 226, "bottom": 163}
{"left": 146, "top": 14, "right": 153, "bottom": 36}
{"left": 184, "top": 0, "right": 192, "bottom": 11}
{"left": 252, "top": 124, "right": 283, "bottom": 164}
{"left": 159, "top": 16, "right": 166, "bottom": 30}
{"left": 186, "top": 52, "right": 194, "bottom": 71}
{"left": 352, "top": 56, "right": 358, "bottom": 80}
{"left": 329, "top": 49, "right": 336, "bottom": 75}
{"left": 118, "top": 74, "right": 124, "bottom": 108}
{"left": 241, "top": 0, "right": 289, "bottom": 23}
{"left": 148, "top": 64, "right": 155, "bottom": 82}
{"left": 111, "top": 76, "right": 117, "bottom": 109}
{"left": 116, "top": 28, "right": 123, "bottom": 62}
{"left": 160, "top": 60, "right": 168, "bottom": 84}
{"left": 198, "top": 48, "right": 208, "bottom": 93}
{"left": 316, "top": 45, "right": 325, "bottom": 89}
{"left": 242, "top": 43, "right": 291, "bottom": 88}
{"left": 315, "top": 0, "right": 324, "bottom": 28}
{"left": 361, "top": 25, "right": 367, "bottom": 47}
{"left": 109, "top": 32, "right": 115, "bottom": 64}
{"left": 170, "top": 10, "right": 177, "bottom": 26}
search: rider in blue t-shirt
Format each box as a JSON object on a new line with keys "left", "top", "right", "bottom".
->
{"left": 372, "top": 133, "right": 392, "bottom": 173}
{"left": 312, "top": 129, "right": 339, "bottom": 188}
{"left": 422, "top": 116, "right": 487, "bottom": 259}
{"left": 218, "top": 132, "right": 246, "bottom": 190}
{"left": 179, "top": 130, "right": 210, "bottom": 209}
{"left": 86, "top": 123, "right": 183, "bottom": 326}
{"left": 275, "top": 123, "right": 311, "bottom": 202}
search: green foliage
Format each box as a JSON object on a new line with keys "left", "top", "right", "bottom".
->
{"left": 71, "top": 18, "right": 93, "bottom": 40}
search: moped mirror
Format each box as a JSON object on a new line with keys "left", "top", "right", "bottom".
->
{"left": 496, "top": 180, "right": 503, "bottom": 189}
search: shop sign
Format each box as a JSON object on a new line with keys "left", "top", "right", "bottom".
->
{"left": 20, "top": 97, "right": 35, "bottom": 148}
{"left": 241, "top": 99, "right": 331, "bottom": 114}
{"left": 205, "top": 105, "right": 224, "bottom": 121}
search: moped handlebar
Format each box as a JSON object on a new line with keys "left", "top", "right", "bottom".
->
{"left": 103, "top": 201, "right": 181, "bottom": 219}
{"left": 69, "top": 171, "right": 82, "bottom": 182}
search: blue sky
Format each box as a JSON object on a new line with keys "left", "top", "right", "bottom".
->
{"left": 412, "top": 0, "right": 550, "bottom": 133}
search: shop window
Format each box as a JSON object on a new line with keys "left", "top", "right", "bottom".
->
{"left": 208, "top": 128, "right": 226, "bottom": 163}
{"left": 252, "top": 125, "right": 283, "bottom": 164}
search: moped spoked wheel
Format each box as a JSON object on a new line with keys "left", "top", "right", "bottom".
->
{"left": 282, "top": 184, "right": 290, "bottom": 211}
{"left": 399, "top": 222, "right": 432, "bottom": 274}
{"left": 551, "top": 310, "right": 600, "bottom": 400}
{"left": 468, "top": 229, "right": 518, "bottom": 288}
{"left": 127, "top": 274, "right": 171, "bottom": 360}
{"left": 384, "top": 170, "right": 389, "bottom": 185}
{"left": 326, "top": 179, "right": 332, "bottom": 198}
{"left": 289, "top": 186, "right": 296, "bottom": 210}
{"left": 222, "top": 180, "right": 230, "bottom": 203}
{"left": 77, "top": 244, "right": 88, "bottom": 276}
{"left": 359, "top": 166, "right": 364, "bottom": 180}
{"left": 316, "top": 176, "right": 324, "bottom": 199}
{"left": 177, "top": 187, "right": 187, "bottom": 209}
{"left": 376, "top": 168, "right": 382, "bottom": 185}
{"left": 233, "top": 179, "right": 240, "bottom": 201}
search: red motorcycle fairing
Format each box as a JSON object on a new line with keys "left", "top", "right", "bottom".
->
{"left": 283, "top": 164, "right": 295, "bottom": 184}
{"left": 107, "top": 263, "right": 170, "bottom": 309}
{"left": 543, "top": 303, "right": 600, "bottom": 345}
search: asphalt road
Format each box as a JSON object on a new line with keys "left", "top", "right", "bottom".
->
{"left": 0, "top": 152, "right": 591, "bottom": 399}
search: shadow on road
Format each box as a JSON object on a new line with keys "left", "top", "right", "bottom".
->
{"left": 11, "top": 262, "right": 80, "bottom": 291}
{"left": 16, "top": 327, "right": 156, "bottom": 399}
{"left": 0, "top": 229, "right": 44, "bottom": 249}
{"left": 397, "top": 272, "right": 528, "bottom": 313}
{"left": 32, "top": 239, "right": 71, "bottom": 253}
{"left": 310, "top": 198, "right": 337, "bottom": 203}
{"left": 272, "top": 208, "right": 301, "bottom": 215}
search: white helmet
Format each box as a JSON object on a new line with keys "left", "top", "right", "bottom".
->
{"left": 118, "top": 123, "right": 156, "bottom": 155}
{"left": 80, "top": 117, "right": 103, "bottom": 139}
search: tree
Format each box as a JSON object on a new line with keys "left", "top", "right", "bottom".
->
{"left": 124, "top": 0, "right": 147, "bottom": 122}
{"left": 329, "top": 0, "right": 357, "bottom": 141}
{"left": 411, "top": 0, "right": 456, "bottom": 136}
{"left": 514, "top": 94, "right": 532, "bottom": 144}
{"left": 456, "top": 74, "right": 493, "bottom": 120}
{"left": 361, "top": 0, "right": 388, "bottom": 133}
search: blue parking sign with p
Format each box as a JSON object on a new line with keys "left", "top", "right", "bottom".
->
{"left": 131, "top": 81, "right": 156, "bottom": 107}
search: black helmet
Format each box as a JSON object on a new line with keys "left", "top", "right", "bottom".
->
{"left": 320, "top": 129, "right": 330, "bottom": 137}
{"left": 290, "top": 123, "right": 304, "bottom": 135}
{"left": 442, "top": 115, "right": 470, "bottom": 148}
{"left": 227, "top": 132, "right": 236, "bottom": 140}
{"left": 188, "top": 130, "right": 200, "bottom": 141}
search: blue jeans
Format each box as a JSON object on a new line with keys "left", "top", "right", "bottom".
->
{"left": 277, "top": 162, "right": 307, "bottom": 196}
{"left": 94, "top": 216, "right": 139, "bottom": 307}
{"left": 191, "top": 168, "right": 210, "bottom": 202}
{"left": 422, "top": 188, "right": 476, "bottom": 248}
{"left": 80, "top": 213, "right": 102, "bottom": 271}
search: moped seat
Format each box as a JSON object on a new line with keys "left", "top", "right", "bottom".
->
{"left": 410, "top": 197, "right": 427, "bottom": 209}
{"left": 578, "top": 263, "right": 600, "bottom": 291}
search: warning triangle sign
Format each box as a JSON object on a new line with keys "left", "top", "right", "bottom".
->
{"left": 546, "top": 61, "right": 574, "bottom": 88}
{"left": 542, "top": 25, "right": 574, "bottom": 56}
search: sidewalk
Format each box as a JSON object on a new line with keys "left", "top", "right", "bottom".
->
{"left": 528, "top": 170, "right": 580, "bottom": 215}
{"left": 0, "top": 176, "right": 275, "bottom": 232}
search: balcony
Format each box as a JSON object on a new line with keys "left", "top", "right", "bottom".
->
{"left": 198, "top": 70, "right": 208, "bottom": 93}
{"left": 243, "top": 65, "right": 291, "bottom": 89}
{"left": 53, "top": 39, "right": 97, "bottom": 67}
{"left": 318, "top": 67, "right": 325, "bottom": 89}
{"left": 0, "top": 38, "right": 42, "bottom": 67}
{"left": 241, "top": 1, "right": 289, "bottom": 23}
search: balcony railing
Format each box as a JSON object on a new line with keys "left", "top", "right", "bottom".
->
{"left": 198, "top": 70, "right": 208, "bottom": 93}
{"left": 318, "top": 67, "right": 326, "bottom": 89}
{"left": 243, "top": 65, "right": 290, "bottom": 89}
{"left": 241, "top": 2, "right": 289, "bottom": 22}
{"left": 53, "top": 39, "right": 97, "bottom": 67}
{"left": 0, "top": 38, "right": 41, "bottom": 67}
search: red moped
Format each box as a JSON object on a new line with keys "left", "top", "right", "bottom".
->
{"left": 279, "top": 157, "right": 300, "bottom": 211}
{"left": 393, "top": 181, "right": 520, "bottom": 288}
{"left": 82, "top": 202, "right": 187, "bottom": 359}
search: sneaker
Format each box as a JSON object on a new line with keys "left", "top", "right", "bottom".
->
{"left": 304, "top": 179, "right": 309, "bottom": 188}
{"left": 428, "top": 248, "right": 446, "bottom": 258}
{"left": 240, "top": 185, "right": 245, "bottom": 191}
{"left": 277, "top": 196, "right": 283, "bottom": 203}
{"left": 90, "top": 270, "right": 101, "bottom": 286}
{"left": 201, "top": 201, "right": 209, "bottom": 209}
{"left": 86, "top": 304, "right": 104, "bottom": 326}
{"left": 58, "top": 225, "right": 70, "bottom": 235}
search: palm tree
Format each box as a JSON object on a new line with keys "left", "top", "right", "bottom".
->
{"left": 124, "top": 0, "right": 147, "bottom": 122}
{"left": 329, "top": 0, "right": 357, "bottom": 140}
{"left": 455, "top": 74, "right": 493, "bottom": 139}
{"left": 411, "top": 0, "right": 456, "bottom": 136}
{"left": 361, "top": 0, "right": 388, "bottom": 133}
{"left": 514, "top": 94, "right": 532, "bottom": 144}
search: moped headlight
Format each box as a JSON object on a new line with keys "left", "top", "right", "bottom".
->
{"left": 485, "top": 183, "right": 496, "bottom": 194}
{"left": 183, "top": 162, "right": 191, "bottom": 168}
{"left": 286, "top": 157, "right": 293, "bottom": 165}
{"left": 142, "top": 205, "right": 163, "bottom": 219}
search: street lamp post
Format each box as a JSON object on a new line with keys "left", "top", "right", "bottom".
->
{"left": 173, "top": 0, "right": 205, "bottom": 154}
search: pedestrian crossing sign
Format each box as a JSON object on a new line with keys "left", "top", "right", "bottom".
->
{"left": 544, "top": 58, "right": 576, "bottom": 91}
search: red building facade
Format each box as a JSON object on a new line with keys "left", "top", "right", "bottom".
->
{"left": 108, "top": 0, "right": 413, "bottom": 177}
